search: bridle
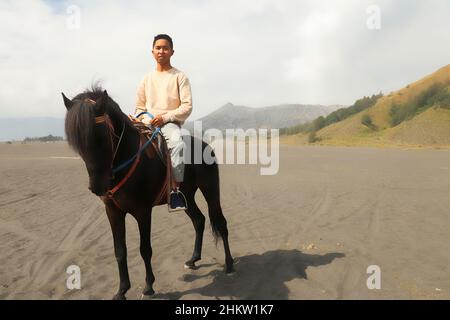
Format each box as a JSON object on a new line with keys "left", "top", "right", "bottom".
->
{"left": 100, "top": 115, "right": 125, "bottom": 167}
{"left": 84, "top": 98, "right": 140, "bottom": 209}
{"left": 85, "top": 98, "right": 160, "bottom": 210}
{"left": 87, "top": 99, "right": 125, "bottom": 168}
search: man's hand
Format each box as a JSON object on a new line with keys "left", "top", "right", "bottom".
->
{"left": 150, "top": 114, "right": 165, "bottom": 127}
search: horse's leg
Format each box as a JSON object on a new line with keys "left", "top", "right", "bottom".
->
{"left": 105, "top": 204, "right": 131, "bottom": 300}
{"left": 183, "top": 188, "right": 205, "bottom": 269}
{"left": 136, "top": 209, "right": 155, "bottom": 297}
{"left": 199, "top": 185, "right": 234, "bottom": 274}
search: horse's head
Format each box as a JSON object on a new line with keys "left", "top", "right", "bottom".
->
{"left": 62, "top": 89, "right": 115, "bottom": 196}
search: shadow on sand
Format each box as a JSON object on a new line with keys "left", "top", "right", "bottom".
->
{"left": 152, "top": 249, "right": 345, "bottom": 299}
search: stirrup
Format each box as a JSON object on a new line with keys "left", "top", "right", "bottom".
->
{"left": 168, "top": 189, "right": 188, "bottom": 212}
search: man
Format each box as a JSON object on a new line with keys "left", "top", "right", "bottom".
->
{"left": 134, "top": 34, "right": 192, "bottom": 212}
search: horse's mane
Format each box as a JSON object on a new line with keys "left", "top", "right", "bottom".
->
{"left": 65, "top": 85, "right": 132, "bottom": 154}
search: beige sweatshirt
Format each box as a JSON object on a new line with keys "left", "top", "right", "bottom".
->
{"left": 135, "top": 67, "right": 193, "bottom": 125}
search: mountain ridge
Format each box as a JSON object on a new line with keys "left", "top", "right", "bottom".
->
{"left": 183, "top": 103, "right": 343, "bottom": 132}
{"left": 282, "top": 64, "right": 450, "bottom": 147}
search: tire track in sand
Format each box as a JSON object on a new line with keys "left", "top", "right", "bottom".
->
{"left": 17, "top": 200, "right": 105, "bottom": 298}
{"left": 281, "top": 186, "right": 332, "bottom": 248}
{"left": 57, "top": 199, "right": 104, "bottom": 251}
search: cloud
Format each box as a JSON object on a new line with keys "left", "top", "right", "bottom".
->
{"left": 0, "top": 0, "right": 449, "bottom": 119}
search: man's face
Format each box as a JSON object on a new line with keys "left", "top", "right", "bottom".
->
{"left": 152, "top": 39, "right": 174, "bottom": 65}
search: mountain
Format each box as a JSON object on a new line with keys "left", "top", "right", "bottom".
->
{"left": 183, "top": 103, "right": 343, "bottom": 132}
{"left": 283, "top": 64, "right": 450, "bottom": 147}
{"left": 1, "top": 104, "right": 341, "bottom": 142}
{"left": 0, "top": 118, "right": 65, "bottom": 141}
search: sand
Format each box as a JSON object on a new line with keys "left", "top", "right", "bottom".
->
{"left": 1, "top": 141, "right": 450, "bottom": 299}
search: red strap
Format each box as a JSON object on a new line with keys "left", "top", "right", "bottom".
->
{"left": 109, "top": 156, "right": 140, "bottom": 196}
{"left": 106, "top": 133, "right": 171, "bottom": 209}
{"left": 110, "top": 196, "right": 125, "bottom": 212}
{"left": 106, "top": 139, "right": 143, "bottom": 208}
{"left": 153, "top": 175, "right": 169, "bottom": 206}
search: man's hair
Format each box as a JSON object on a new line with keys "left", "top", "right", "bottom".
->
{"left": 153, "top": 34, "right": 173, "bottom": 49}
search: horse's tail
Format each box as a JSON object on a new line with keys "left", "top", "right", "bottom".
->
{"left": 194, "top": 138, "right": 228, "bottom": 245}
{"left": 206, "top": 162, "right": 225, "bottom": 246}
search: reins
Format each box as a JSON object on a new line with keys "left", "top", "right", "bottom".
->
{"left": 88, "top": 99, "right": 160, "bottom": 210}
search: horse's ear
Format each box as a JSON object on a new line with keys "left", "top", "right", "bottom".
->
{"left": 61, "top": 92, "right": 73, "bottom": 110}
{"left": 94, "top": 90, "right": 108, "bottom": 114}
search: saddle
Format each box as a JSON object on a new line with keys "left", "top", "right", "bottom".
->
{"left": 130, "top": 119, "right": 177, "bottom": 207}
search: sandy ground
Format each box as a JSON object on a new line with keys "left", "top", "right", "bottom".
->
{"left": 1, "top": 141, "right": 450, "bottom": 300}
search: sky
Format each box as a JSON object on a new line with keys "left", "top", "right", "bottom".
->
{"left": 0, "top": 0, "right": 449, "bottom": 120}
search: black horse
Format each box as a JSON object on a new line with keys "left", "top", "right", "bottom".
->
{"left": 62, "top": 87, "right": 233, "bottom": 300}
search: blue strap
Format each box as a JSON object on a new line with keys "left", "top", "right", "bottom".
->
{"left": 135, "top": 111, "right": 155, "bottom": 119}
{"left": 112, "top": 115, "right": 160, "bottom": 175}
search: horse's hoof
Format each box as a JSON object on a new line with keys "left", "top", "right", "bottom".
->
{"left": 224, "top": 266, "right": 236, "bottom": 274}
{"left": 184, "top": 260, "right": 199, "bottom": 270}
{"left": 142, "top": 286, "right": 155, "bottom": 296}
{"left": 112, "top": 293, "right": 126, "bottom": 300}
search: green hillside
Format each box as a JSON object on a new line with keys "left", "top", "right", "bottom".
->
{"left": 281, "top": 64, "right": 450, "bottom": 148}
